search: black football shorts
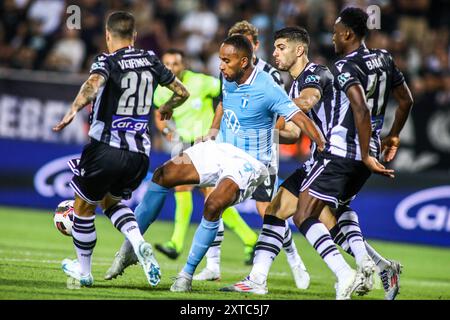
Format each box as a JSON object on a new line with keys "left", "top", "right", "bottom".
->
{"left": 299, "top": 152, "right": 371, "bottom": 208}
{"left": 69, "top": 139, "right": 149, "bottom": 204}
{"left": 251, "top": 173, "right": 278, "bottom": 202}
{"left": 280, "top": 168, "right": 308, "bottom": 198}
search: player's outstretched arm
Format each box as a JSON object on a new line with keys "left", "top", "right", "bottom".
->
{"left": 292, "top": 87, "right": 321, "bottom": 113}
{"left": 381, "top": 82, "right": 414, "bottom": 162}
{"left": 53, "top": 74, "right": 106, "bottom": 132}
{"left": 347, "top": 84, "right": 394, "bottom": 178}
{"left": 159, "top": 78, "right": 190, "bottom": 120}
{"left": 277, "top": 117, "right": 301, "bottom": 144}
{"left": 278, "top": 87, "right": 322, "bottom": 144}
{"left": 289, "top": 111, "right": 325, "bottom": 151}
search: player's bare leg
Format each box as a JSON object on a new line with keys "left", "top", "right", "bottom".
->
{"left": 194, "top": 185, "right": 259, "bottom": 280}
{"left": 171, "top": 178, "right": 240, "bottom": 292}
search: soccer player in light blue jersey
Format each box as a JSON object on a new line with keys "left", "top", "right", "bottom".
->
{"left": 110, "top": 34, "right": 324, "bottom": 293}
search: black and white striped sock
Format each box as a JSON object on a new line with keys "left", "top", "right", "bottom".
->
{"left": 337, "top": 210, "right": 367, "bottom": 265}
{"left": 104, "top": 203, "right": 144, "bottom": 253}
{"left": 249, "top": 215, "right": 285, "bottom": 283}
{"left": 282, "top": 220, "right": 303, "bottom": 267}
{"left": 329, "top": 225, "right": 354, "bottom": 257}
{"left": 205, "top": 219, "right": 224, "bottom": 273}
{"left": 72, "top": 213, "right": 96, "bottom": 277}
{"left": 299, "top": 217, "right": 352, "bottom": 280}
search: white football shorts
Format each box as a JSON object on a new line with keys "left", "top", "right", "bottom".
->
{"left": 184, "top": 140, "right": 269, "bottom": 204}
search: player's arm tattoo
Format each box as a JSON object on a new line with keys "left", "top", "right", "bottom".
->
{"left": 162, "top": 77, "right": 190, "bottom": 110}
{"left": 72, "top": 74, "right": 106, "bottom": 111}
{"left": 292, "top": 87, "right": 321, "bottom": 113}
{"left": 53, "top": 74, "right": 106, "bottom": 131}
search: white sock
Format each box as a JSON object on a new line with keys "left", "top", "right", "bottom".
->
{"left": 365, "top": 240, "right": 390, "bottom": 271}
{"left": 249, "top": 215, "right": 285, "bottom": 284}
{"left": 300, "top": 218, "right": 352, "bottom": 281}
{"left": 205, "top": 219, "right": 224, "bottom": 273}
{"left": 104, "top": 203, "right": 145, "bottom": 254}
{"left": 337, "top": 210, "right": 368, "bottom": 265}
{"left": 72, "top": 213, "right": 96, "bottom": 277}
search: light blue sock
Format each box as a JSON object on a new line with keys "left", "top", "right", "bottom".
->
{"left": 183, "top": 217, "right": 220, "bottom": 275}
{"left": 135, "top": 181, "right": 169, "bottom": 234}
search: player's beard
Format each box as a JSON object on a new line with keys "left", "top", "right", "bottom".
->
{"left": 277, "top": 56, "right": 295, "bottom": 72}
{"left": 232, "top": 68, "right": 245, "bottom": 83}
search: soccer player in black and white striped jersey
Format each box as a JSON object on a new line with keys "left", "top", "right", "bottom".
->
{"left": 53, "top": 11, "right": 189, "bottom": 288}
{"left": 290, "top": 8, "right": 412, "bottom": 299}
{"left": 223, "top": 24, "right": 408, "bottom": 300}
{"left": 221, "top": 26, "right": 359, "bottom": 298}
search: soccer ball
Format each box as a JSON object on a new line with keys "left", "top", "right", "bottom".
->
{"left": 53, "top": 200, "right": 74, "bottom": 236}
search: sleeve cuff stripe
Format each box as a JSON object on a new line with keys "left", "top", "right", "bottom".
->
{"left": 285, "top": 109, "right": 301, "bottom": 121}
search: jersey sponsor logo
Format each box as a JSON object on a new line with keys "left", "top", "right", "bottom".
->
{"left": 223, "top": 109, "right": 240, "bottom": 133}
{"left": 111, "top": 115, "right": 148, "bottom": 133}
{"left": 337, "top": 72, "right": 351, "bottom": 87}
{"left": 395, "top": 186, "right": 450, "bottom": 232}
{"left": 90, "top": 61, "right": 106, "bottom": 72}
{"left": 305, "top": 75, "right": 320, "bottom": 84}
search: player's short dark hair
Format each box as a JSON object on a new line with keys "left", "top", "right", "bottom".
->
{"left": 274, "top": 26, "right": 310, "bottom": 52}
{"left": 164, "top": 48, "right": 185, "bottom": 59}
{"left": 338, "top": 7, "right": 369, "bottom": 39}
{"left": 222, "top": 34, "right": 253, "bottom": 61}
{"left": 106, "top": 11, "right": 135, "bottom": 39}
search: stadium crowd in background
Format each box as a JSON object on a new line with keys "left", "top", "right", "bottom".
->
{"left": 1, "top": 0, "right": 449, "bottom": 161}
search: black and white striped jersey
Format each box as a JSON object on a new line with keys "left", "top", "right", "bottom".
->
{"left": 254, "top": 57, "right": 284, "bottom": 87}
{"left": 327, "top": 44, "right": 405, "bottom": 160}
{"left": 88, "top": 46, "right": 175, "bottom": 156}
{"left": 288, "top": 62, "right": 334, "bottom": 172}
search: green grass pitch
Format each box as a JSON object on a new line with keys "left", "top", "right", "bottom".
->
{"left": 0, "top": 206, "right": 449, "bottom": 300}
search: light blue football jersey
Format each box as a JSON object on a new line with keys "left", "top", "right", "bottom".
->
{"left": 217, "top": 68, "right": 300, "bottom": 165}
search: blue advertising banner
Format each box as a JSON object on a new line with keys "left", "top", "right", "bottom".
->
{"left": 1, "top": 138, "right": 449, "bottom": 247}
